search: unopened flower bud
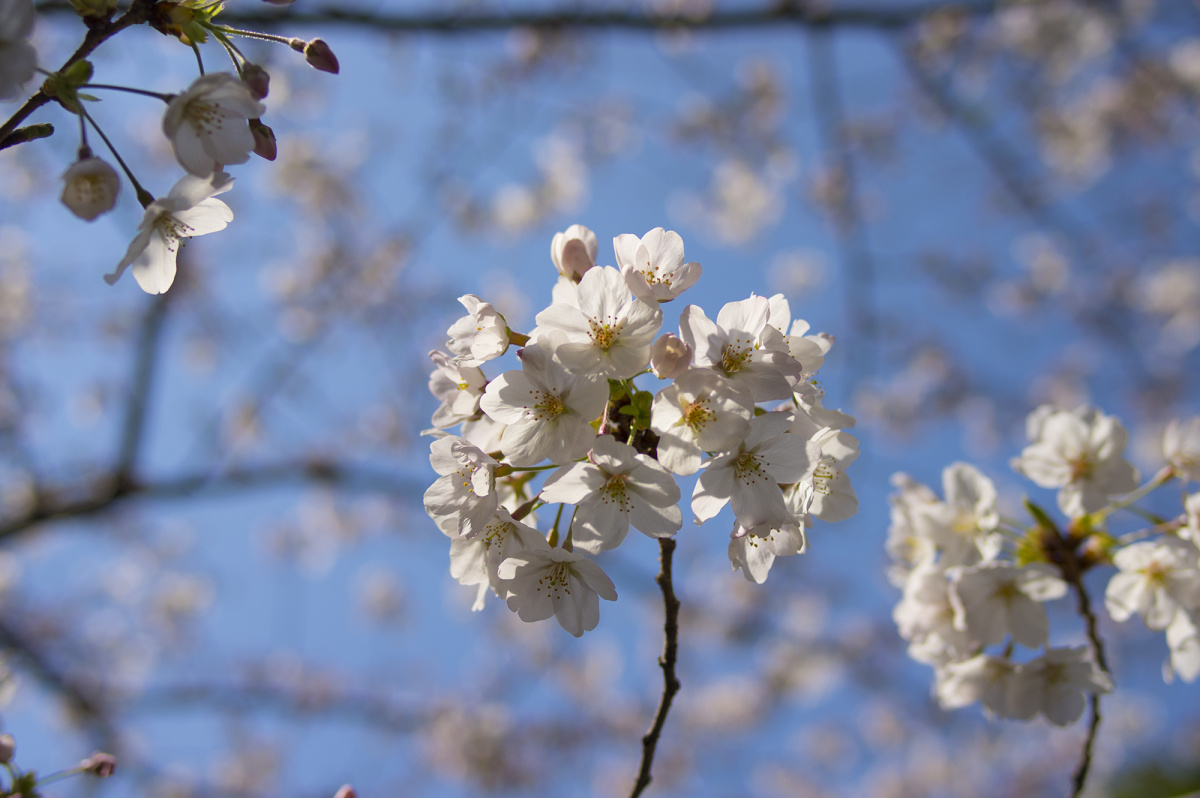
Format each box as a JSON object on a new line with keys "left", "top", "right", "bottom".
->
{"left": 0, "top": 733, "right": 13, "bottom": 764}
{"left": 303, "top": 38, "right": 340, "bottom": 74}
{"left": 550, "top": 224, "right": 598, "bottom": 282}
{"left": 241, "top": 64, "right": 270, "bottom": 100}
{"left": 249, "top": 119, "right": 277, "bottom": 161}
{"left": 650, "top": 333, "right": 692, "bottom": 380}
{"left": 80, "top": 752, "right": 116, "bottom": 777}
{"left": 332, "top": 786, "right": 356, "bottom": 798}
{"left": 61, "top": 156, "right": 120, "bottom": 221}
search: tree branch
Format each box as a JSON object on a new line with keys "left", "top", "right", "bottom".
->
{"left": 629, "top": 537, "right": 680, "bottom": 798}
{"left": 0, "top": 460, "right": 422, "bottom": 543}
{"left": 0, "top": 0, "right": 159, "bottom": 146}
{"left": 34, "top": 0, "right": 996, "bottom": 35}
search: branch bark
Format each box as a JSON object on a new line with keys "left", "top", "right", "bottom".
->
{"left": 629, "top": 537, "right": 681, "bottom": 798}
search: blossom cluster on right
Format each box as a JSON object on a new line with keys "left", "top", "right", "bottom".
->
{"left": 888, "top": 406, "right": 1200, "bottom": 727}
{"left": 423, "top": 225, "right": 860, "bottom": 636}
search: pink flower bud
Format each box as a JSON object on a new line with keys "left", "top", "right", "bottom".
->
{"left": 81, "top": 752, "right": 116, "bottom": 777}
{"left": 650, "top": 333, "right": 692, "bottom": 380}
{"left": 61, "top": 156, "right": 120, "bottom": 221}
{"left": 242, "top": 64, "right": 270, "bottom": 100}
{"left": 250, "top": 119, "right": 277, "bottom": 161}
{"left": 550, "top": 224, "right": 598, "bottom": 282}
{"left": 304, "top": 39, "right": 339, "bottom": 74}
{"left": 0, "top": 733, "right": 14, "bottom": 764}
{"left": 333, "top": 786, "right": 356, "bottom": 798}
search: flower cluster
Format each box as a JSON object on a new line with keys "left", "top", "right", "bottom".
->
{"left": 423, "top": 225, "right": 859, "bottom": 636}
{"left": 2, "top": 0, "right": 337, "bottom": 294}
{"left": 888, "top": 405, "right": 1200, "bottom": 727}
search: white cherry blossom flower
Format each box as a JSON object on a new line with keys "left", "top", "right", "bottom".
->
{"left": 424, "top": 436, "right": 500, "bottom": 538}
{"left": 1165, "top": 417, "right": 1200, "bottom": 482}
{"left": 613, "top": 227, "right": 701, "bottom": 302}
{"left": 1166, "top": 610, "right": 1200, "bottom": 683}
{"left": 1011, "top": 405, "right": 1139, "bottom": 517}
{"left": 479, "top": 333, "right": 606, "bottom": 466}
{"left": 1105, "top": 537, "right": 1200, "bottom": 630}
{"left": 692, "top": 412, "right": 820, "bottom": 530}
{"left": 885, "top": 473, "right": 941, "bottom": 586}
{"left": 936, "top": 654, "right": 1017, "bottom": 716}
{"left": 163, "top": 73, "right": 266, "bottom": 176}
{"left": 910, "top": 463, "right": 1003, "bottom": 568}
{"left": 728, "top": 519, "right": 807, "bottom": 583}
{"left": 539, "top": 435, "right": 681, "bottom": 554}
{"left": 680, "top": 296, "right": 802, "bottom": 402}
{"left": 893, "top": 562, "right": 973, "bottom": 667}
{"left": 448, "top": 507, "right": 550, "bottom": 610}
{"left": 1006, "top": 646, "right": 1113, "bottom": 726}
{"left": 550, "top": 223, "right": 597, "bottom": 282}
{"left": 804, "top": 426, "right": 860, "bottom": 523}
{"left": 534, "top": 266, "right": 662, "bottom": 379}
{"left": 650, "top": 369, "right": 752, "bottom": 476}
{"left": 105, "top": 172, "right": 234, "bottom": 295}
{"left": 61, "top": 156, "right": 120, "bottom": 221}
{"left": 428, "top": 350, "right": 486, "bottom": 429}
{"left": 498, "top": 547, "right": 617, "bottom": 637}
{"left": 446, "top": 294, "right": 510, "bottom": 367}
{"left": 949, "top": 562, "right": 1067, "bottom": 648}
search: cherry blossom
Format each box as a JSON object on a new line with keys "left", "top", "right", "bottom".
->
{"left": 60, "top": 156, "right": 120, "bottom": 221}
{"left": 1164, "top": 416, "right": 1200, "bottom": 482}
{"left": 680, "top": 296, "right": 802, "bottom": 402}
{"left": 1006, "top": 647, "right": 1113, "bottom": 726}
{"left": 550, "top": 223, "right": 597, "bottom": 282}
{"left": 650, "top": 369, "right": 752, "bottom": 476}
{"left": 423, "top": 436, "right": 500, "bottom": 539}
{"left": 498, "top": 547, "right": 617, "bottom": 637}
{"left": 692, "top": 412, "right": 820, "bottom": 530}
{"left": 1011, "top": 404, "right": 1139, "bottom": 517}
{"left": 478, "top": 333, "right": 605, "bottom": 466}
{"left": 105, "top": 172, "right": 234, "bottom": 295}
{"left": 446, "top": 294, "right": 510, "bottom": 367}
{"left": 534, "top": 266, "right": 662, "bottom": 379}
{"left": 539, "top": 435, "right": 681, "bottom": 554}
{"left": 1105, "top": 537, "right": 1200, "bottom": 630}
{"left": 949, "top": 562, "right": 1067, "bottom": 648}
{"left": 162, "top": 73, "right": 267, "bottom": 177}
{"left": 935, "top": 654, "right": 1016, "bottom": 716}
{"left": 427, "top": 350, "right": 486, "bottom": 429}
{"left": 613, "top": 227, "right": 701, "bottom": 303}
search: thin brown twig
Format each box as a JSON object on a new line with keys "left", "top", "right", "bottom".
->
{"left": 629, "top": 537, "right": 680, "bottom": 798}
{"left": 0, "top": 0, "right": 159, "bottom": 148}
{"left": 1046, "top": 528, "right": 1110, "bottom": 798}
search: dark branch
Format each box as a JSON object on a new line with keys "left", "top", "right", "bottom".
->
{"left": 0, "top": 460, "right": 422, "bottom": 543}
{"left": 0, "top": 0, "right": 159, "bottom": 145}
{"left": 33, "top": 0, "right": 996, "bottom": 35}
{"left": 0, "top": 122, "right": 53, "bottom": 151}
{"left": 629, "top": 537, "right": 681, "bottom": 798}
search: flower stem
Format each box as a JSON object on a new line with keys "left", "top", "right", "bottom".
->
{"left": 1098, "top": 466, "right": 1174, "bottom": 521}
{"left": 80, "top": 107, "right": 153, "bottom": 207}
{"left": 83, "top": 84, "right": 174, "bottom": 102}
{"left": 629, "top": 537, "right": 681, "bottom": 798}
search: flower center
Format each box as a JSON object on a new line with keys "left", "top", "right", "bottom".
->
{"left": 533, "top": 392, "right": 567, "bottom": 420}
{"left": 682, "top": 397, "right": 715, "bottom": 432}
{"left": 186, "top": 100, "right": 225, "bottom": 136}
{"left": 601, "top": 474, "right": 632, "bottom": 511}
{"left": 733, "top": 452, "right": 765, "bottom": 482}
{"left": 534, "top": 563, "right": 573, "bottom": 600}
{"left": 720, "top": 338, "right": 754, "bottom": 375}
{"left": 588, "top": 317, "right": 622, "bottom": 350}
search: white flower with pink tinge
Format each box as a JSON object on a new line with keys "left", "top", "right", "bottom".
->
{"left": 539, "top": 435, "right": 681, "bottom": 554}
{"left": 949, "top": 562, "right": 1067, "bottom": 649}
{"left": 613, "top": 227, "right": 701, "bottom": 302}
{"left": 163, "top": 73, "right": 266, "bottom": 177}
{"left": 1006, "top": 647, "right": 1112, "bottom": 726}
{"left": 105, "top": 172, "right": 234, "bottom": 295}
{"left": 1105, "top": 537, "right": 1200, "bottom": 630}
{"left": 692, "top": 412, "right": 820, "bottom": 530}
{"left": 498, "top": 547, "right": 617, "bottom": 637}
{"left": 680, "top": 295, "right": 802, "bottom": 403}
{"left": 446, "top": 294, "right": 510, "bottom": 367}
{"left": 479, "top": 333, "right": 606, "bottom": 466}
{"left": 1011, "top": 404, "right": 1139, "bottom": 517}
{"left": 650, "top": 369, "right": 752, "bottom": 477}
{"left": 534, "top": 266, "right": 662, "bottom": 379}
{"left": 423, "top": 436, "right": 500, "bottom": 539}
